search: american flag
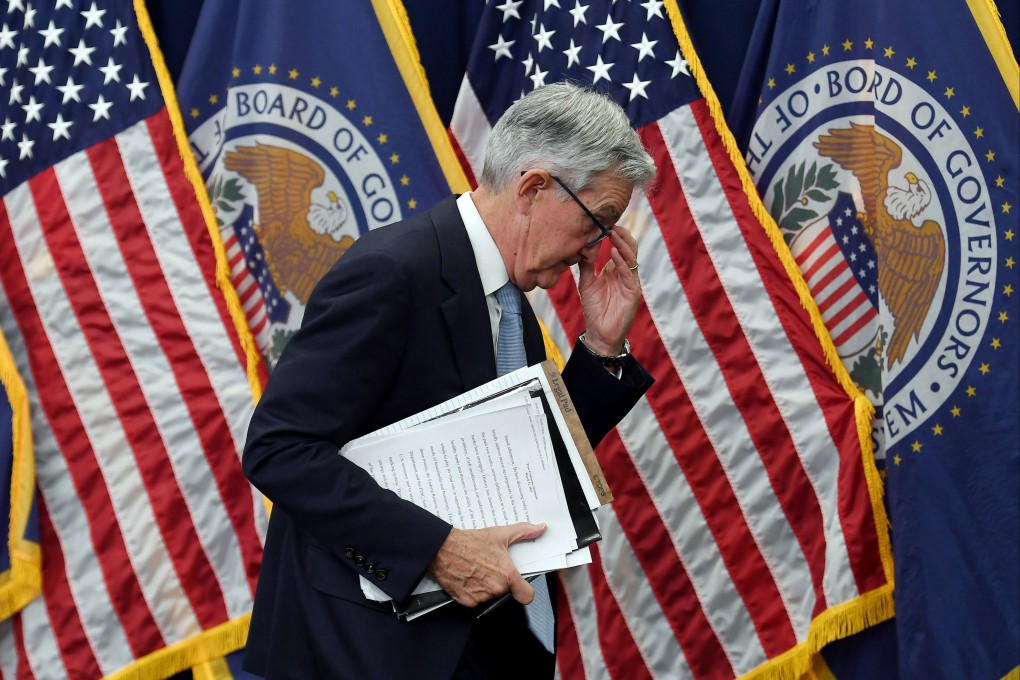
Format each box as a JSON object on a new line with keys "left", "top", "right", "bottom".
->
{"left": 791, "top": 193, "right": 879, "bottom": 355}
{"left": 450, "top": 1, "right": 894, "bottom": 678}
{"left": 0, "top": 0, "right": 266, "bottom": 677}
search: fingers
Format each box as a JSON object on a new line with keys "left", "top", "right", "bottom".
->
{"left": 507, "top": 572, "right": 538, "bottom": 605}
{"left": 501, "top": 521, "right": 547, "bottom": 545}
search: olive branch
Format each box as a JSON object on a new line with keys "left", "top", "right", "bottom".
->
{"left": 770, "top": 161, "right": 840, "bottom": 241}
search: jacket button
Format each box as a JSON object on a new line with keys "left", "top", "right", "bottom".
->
{"left": 344, "top": 548, "right": 355, "bottom": 559}
{"left": 375, "top": 569, "right": 387, "bottom": 581}
{"left": 365, "top": 563, "right": 375, "bottom": 573}
{"left": 354, "top": 555, "right": 365, "bottom": 566}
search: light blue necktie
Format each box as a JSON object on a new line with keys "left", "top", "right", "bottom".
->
{"left": 494, "top": 281, "right": 555, "bottom": 654}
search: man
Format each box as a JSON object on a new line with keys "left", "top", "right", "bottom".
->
{"left": 242, "top": 82, "right": 656, "bottom": 679}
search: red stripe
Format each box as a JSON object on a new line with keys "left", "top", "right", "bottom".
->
{"left": 144, "top": 111, "right": 266, "bottom": 586}
{"left": 146, "top": 111, "right": 268, "bottom": 389}
{"left": 794, "top": 229, "right": 831, "bottom": 265}
{"left": 10, "top": 610, "right": 35, "bottom": 680}
{"left": 38, "top": 496, "right": 102, "bottom": 679}
{"left": 642, "top": 117, "right": 830, "bottom": 621}
{"left": 34, "top": 161, "right": 229, "bottom": 630}
{"left": 586, "top": 544, "right": 654, "bottom": 680}
{"left": 447, "top": 129, "right": 478, "bottom": 189}
{"left": 554, "top": 575, "right": 585, "bottom": 679}
{"left": 811, "top": 258, "right": 852, "bottom": 303}
{"left": 237, "top": 280, "right": 260, "bottom": 305}
{"left": 596, "top": 429, "right": 732, "bottom": 679}
{"left": 0, "top": 198, "right": 165, "bottom": 656}
{"left": 249, "top": 313, "right": 269, "bottom": 337}
{"left": 826, "top": 290, "right": 870, "bottom": 329}
{"left": 832, "top": 307, "right": 878, "bottom": 347}
{"left": 816, "top": 273, "right": 858, "bottom": 315}
{"left": 801, "top": 241, "right": 841, "bottom": 281}
{"left": 686, "top": 100, "right": 884, "bottom": 591}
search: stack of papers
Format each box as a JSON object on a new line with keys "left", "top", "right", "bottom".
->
{"left": 338, "top": 360, "right": 612, "bottom": 620}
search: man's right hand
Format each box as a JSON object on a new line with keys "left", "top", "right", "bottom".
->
{"left": 427, "top": 523, "right": 546, "bottom": 608}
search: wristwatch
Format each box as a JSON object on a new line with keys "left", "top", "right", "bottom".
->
{"left": 577, "top": 332, "right": 631, "bottom": 368}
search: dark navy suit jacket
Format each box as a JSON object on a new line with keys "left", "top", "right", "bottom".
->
{"left": 242, "top": 196, "right": 651, "bottom": 679}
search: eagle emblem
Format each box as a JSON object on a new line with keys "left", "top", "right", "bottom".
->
{"left": 814, "top": 123, "right": 946, "bottom": 369}
{"left": 223, "top": 142, "right": 354, "bottom": 304}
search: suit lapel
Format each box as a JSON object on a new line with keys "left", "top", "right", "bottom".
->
{"left": 433, "top": 197, "right": 496, "bottom": 391}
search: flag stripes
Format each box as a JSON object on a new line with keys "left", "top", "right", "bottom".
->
{"left": 0, "top": 110, "right": 262, "bottom": 675}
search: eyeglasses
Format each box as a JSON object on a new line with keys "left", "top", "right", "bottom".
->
{"left": 523, "top": 171, "right": 613, "bottom": 249}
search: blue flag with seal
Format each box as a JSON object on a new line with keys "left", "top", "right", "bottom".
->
{"left": 177, "top": 0, "right": 468, "bottom": 368}
{"left": 730, "top": 0, "right": 1019, "bottom": 677}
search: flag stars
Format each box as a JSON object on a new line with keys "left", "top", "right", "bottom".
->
{"left": 990, "top": 337, "right": 1001, "bottom": 349}
{"left": 640, "top": 0, "right": 664, "bottom": 20}
{"left": 806, "top": 51, "right": 815, "bottom": 63}
{"left": 821, "top": 44, "right": 830, "bottom": 56}
{"left": 407, "top": 198, "right": 417, "bottom": 209}
{"left": 630, "top": 32, "right": 657, "bottom": 62}
{"left": 596, "top": 16, "right": 623, "bottom": 43}
{"left": 979, "top": 363, "right": 991, "bottom": 375}
{"left": 974, "top": 126, "right": 984, "bottom": 138}
{"left": 110, "top": 19, "right": 127, "bottom": 46}
{"left": 80, "top": 2, "right": 105, "bottom": 28}
{"left": 0, "top": 156, "right": 7, "bottom": 178}
{"left": 568, "top": 0, "right": 589, "bottom": 26}
{"left": 16, "top": 44, "right": 28, "bottom": 67}
{"left": 208, "top": 93, "right": 218, "bottom": 104}
{"left": 1004, "top": 284, "right": 1014, "bottom": 296}
{"left": 911, "top": 440, "right": 922, "bottom": 453}
{"left": 47, "top": 113, "right": 72, "bottom": 140}
{"left": 252, "top": 64, "right": 262, "bottom": 74}
{"left": 29, "top": 57, "right": 54, "bottom": 84}
{"left": 926, "top": 70, "right": 937, "bottom": 82}
{"left": 951, "top": 405, "right": 961, "bottom": 417}
{"left": 1006, "top": 258, "right": 1015, "bottom": 270}
{"left": 533, "top": 23, "right": 555, "bottom": 52}
{"left": 864, "top": 38, "right": 874, "bottom": 49}
{"left": 587, "top": 54, "right": 613, "bottom": 84}
{"left": 966, "top": 385, "right": 976, "bottom": 397}
{"left": 665, "top": 50, "right": 688, "bottom": 78}
{"left": 622, "top": 73, "right": 650, "bottom": 101}
{"left": 563, "top": 38, "right": 582, "bottom": 68}
{"left": 400, "top": 175, "right": 409, "bottom": 186}
{"left": 0, "top": 117, "right": 15, "bottom": 141}
{"left": 1004, "top": 227, "right": 1014, "bottom": 239}
{"left": 767, "top": 77, "right": 776, "bottom": 89}
{"left": 38, "top": 20, "right": 63, "bottom": 47}
{"left": 489, "top": 33, "right": 515, "bottom": 61}
{"left": 0, "top": 23, "right": 17, "bottom": 50}
{"left": 190, "top": 108, "right": 199, "bottom": 118}
{"left": 288, "top": 69, "right": 299, "bottom": 80}
{"left": 932, "top": 424, "right": 943, "bottom": 436}
{"left": 1001, "top": 200, "right": 1011, "bottom": 213}
{"left": 996, "top": 177, "right": 1005, "bottom": 188}
{"left": 377, "top": 133, "right": 388, "bottom": 144}
{"left": 883, "top": 46, "right": 895, "bottom": 58}
{"left": 69, "top": 38, "right": 94, "bottom": 65}
{"left": 89, "top": 93, "right": 112, "bottom": 120}
{"left": 841, "top": 39, "right": 852, "bottom": 51}
{"left": 998, "top": 309, "right": 1009, "bottom": 322}
{"left": 495, "top": 0, "right": 522, "bottom": 22}
{"left": 944, "top": 87, "right": 954, "bottom": 99}
{"left": 893, "top": 454, "right": 902, "bottom": 466}
{"left": 268, "top": 64, "right": 277, "bottom": 75}
{"left": 785, "top": 63, "right": 795, "bottom": 74}
{"left": 362, "top": 115, "right": 373, "bottom": 126}
{"left": 232, "top": 67, "right": 240, "bottom": 78}
{"left": 126, "top": 74, "right": 149, "bottom": 100}
{"left": 389, "top": 153, "right": 399, "bottom": 164}
{"left": 906, "top": 56, "right": 917, "bottom": 69}
{"left": 329, "top": 86, "right": 338, "bottom": 97}
{"left": 22, "top": 4, "right": 35, "bottom": 29}
{"left": 99, "top": 57, "right": 122, "bottom": 83}
{"left": 346, "top": 99, "right": 356, "bottom": 110}
{"left": 22, "top": 95, "right": 43, "bottom": 122}
{"left": 311, "top": 76, "right": 321, "bottom": 88}
{"left": 960, "top": 105, "right": 970, "bottom": 117}
{"left": 17, "top": 132, "right": 34, "bottom": 159}
{"left": 530, "top": 65, "right": 548, "bottom": 88}
{"left": 55, "top": 75, "right": 81, "bottom": 102}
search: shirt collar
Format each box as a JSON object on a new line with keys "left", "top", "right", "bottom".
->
{"left": 456, "top": 192, "right": 508, "bottom": 297}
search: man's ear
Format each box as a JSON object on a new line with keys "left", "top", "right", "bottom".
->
{"left": 515, "top": 170, "right": 549, "bottom": 216}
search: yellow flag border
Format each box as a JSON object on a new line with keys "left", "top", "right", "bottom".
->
{"left": 663, "top": 2, "right": 897, "bottom": 678}
{"left": 968, "top": 0, "right": 1020, "bottom": 110}
{"left": 0, "top": 331, "right": 42, "bottom": 622}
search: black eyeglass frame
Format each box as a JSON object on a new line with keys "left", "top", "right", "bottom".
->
{"left": 521, "top": 171, "right": 614, "bottom": 249}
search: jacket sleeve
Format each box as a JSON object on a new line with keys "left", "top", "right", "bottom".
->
{"left": 561, "top": 345, "right": 653, "bottom": 447}
{"left": 242, "top": 248, "right": 452, "bottom": 602}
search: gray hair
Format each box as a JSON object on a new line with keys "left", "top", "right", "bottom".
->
{"left": 479, "top": 82, "right": 656, "bottom": 195}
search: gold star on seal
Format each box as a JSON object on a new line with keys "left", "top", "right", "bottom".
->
{"left": 926, "top": 70, "right": 937, "bottom": 82}
{"left": 864, "top": 38, "right": 874, "bottom": 49}
{"left": 785, "top": 63, "right": 796, "bottom": 74}
{"left": 289, "top": 69, "right": 299, "bottom": 80}
{"left": 1004, "top": 284, "right": 1014, "bottom": 296}
{"left": 884, "top": 46, "right": 895, "bottom": 58}
{"left": 346, "top": 99, "right": 357, "bottom": 110}
{"left": 974, "top": 126, "right": 984, "bottom": 138}
{"left": 996, "top": 176, "right": 1005, "bottom": 188}
{"left": 232, "top": 67, "right": 240, "bottom": 78}
{"left": 190, "top": 108, "right": 200, "bottom": 118}
{"left": 960, "top": 105, "right": 971, "bottom": 117}
{"left": 362, "top": 115, "right": 373, "bottom": 126}
{"left": 389, "top": 153, "right": 400, "bottom": 164}
{"left": 966, "top": 386, "right": 977, "bottom": 397}
{"left": 911, "top": 441, "right": 922, "bottom": 453}
{"left": 311, "top": 77, "right": 321, "bottom": 88}
{"left": 407, "top": 198, "right": 417, "bottom": 209}
{"left": 1002, "top": 200, "right": 1011, "bottom": 213}
{"left": 377, "top": 133, "right": 388, "bottom": 144}
{"left": 1006, "top": 258, "right": 1016, "bottom": 270}
{"left": 944, "top": 87, "right": 954, "bottom": 99}
{"left": 893, "top": 454, "right": 902, "bottom": 466}
{"left": 842, "top": 39, "right": 853, "bottom": 51}
{"left": 979, "top": 363, "right": 991, "bottom": 375}
{"left": 822, "top": 44, "right": 831, "bottom": 56}
{"left": 767, "top": 77, "right": 776, "bottom": 89}
{"left": 330, "top": 86, "right": 339, "bottom": 97}
{"left": 932, "top": 424, "right": 943, "bottom": 435}
{"left": 906, "top": 56, "right": 918, "bottom": 69}
{"left": 991, "top": 337, "right": 1001, "bottom": 349}
{"left": 208, "top": 94, "right": 218, "bottom": 105}
{"left": 400, "top": 175, "right": 410, "bottom": 186}
{"left": 807, "top": 51, "right": 816, "bottom": 62}
{"left": 986, "top": 150, "right": 996, "bottom": 162}
{"left": 998, "top": 310, "right": 1009, "bottom": 322}
{"left": 951, "top": 405, "right": 961, "bottom": 417}
{"left": 253, "top": 64, "right": 262, "bottom": 75}
{"left": 269, "top": 64, "right": 278, "bottom": 74}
